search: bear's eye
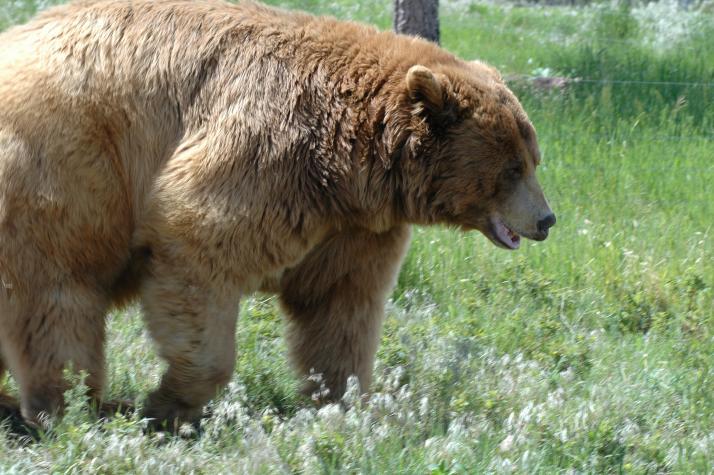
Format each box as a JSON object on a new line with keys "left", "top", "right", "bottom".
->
{"left": 505, "top": 165, "right": 522, "bottom": 180}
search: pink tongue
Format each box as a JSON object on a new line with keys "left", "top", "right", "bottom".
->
{"left": 495, "top": 220, "right": 520, "bottom": 249}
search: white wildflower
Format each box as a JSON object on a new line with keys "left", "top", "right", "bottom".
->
{"left": 419, "top": 396, "right": 429, "bottom": 418}
{"left": 499, "top": 434, "right": 515, "bottom": 453}
{"left": 341, "top": 375, "right": 362, "bottom": 408}
{"left": 317, "top": 403, "right": 344, "bottom": 428}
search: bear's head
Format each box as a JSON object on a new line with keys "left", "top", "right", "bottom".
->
{"left": 386, "top": 61, "right": 555, "bottom": 249}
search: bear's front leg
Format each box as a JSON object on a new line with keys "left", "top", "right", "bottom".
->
{"left": 279, "top": 225, "right": 411, "bottom": 401}
{"left": 139, "top": 245, "right": 240, "bottom": 432}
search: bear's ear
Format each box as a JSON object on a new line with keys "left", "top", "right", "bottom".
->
{"left": 406, "top": 65, "right": 444, "bottom": 113}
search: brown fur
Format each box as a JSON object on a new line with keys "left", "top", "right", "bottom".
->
{"left": 0, "top": 0, "right": 552, "bottom": 428}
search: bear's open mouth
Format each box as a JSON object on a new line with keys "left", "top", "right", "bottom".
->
{"left": 490, "top": 216, "right": 521, "bottom": 250}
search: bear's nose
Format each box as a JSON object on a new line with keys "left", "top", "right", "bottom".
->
{"left": 537, "top": 214, "right": 556, "bottom": 234}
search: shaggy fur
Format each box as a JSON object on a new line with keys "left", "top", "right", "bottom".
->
{"left": 0, "top": 0, "right": 553, "bottom": 429}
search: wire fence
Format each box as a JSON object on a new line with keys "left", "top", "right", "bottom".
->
{"left": 509, "top": 75, "right": 714, "bottom": 142}
{"left": 521, "top": 76, "right": 714, "bottom": 88}
{"left": 527, "top": 75, "right": 714, "bottom": 207}
{"left": 544, "top": 133, "right": 714, "bottom": 142}
{"left": 512, "top": 73, "right": 714, "bottom": 88}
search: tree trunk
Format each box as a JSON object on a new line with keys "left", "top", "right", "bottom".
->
{"left": 393, "top": 0, "right": 440, "bottom": 45}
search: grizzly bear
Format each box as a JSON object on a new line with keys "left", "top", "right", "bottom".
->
{"left": 0, "top": 0, "right": 555, "bottom": 429}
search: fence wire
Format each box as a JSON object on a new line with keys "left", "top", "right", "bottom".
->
{"left": 510, "top": 75, "right": 714, "bottom": 142}
{"left": 541, "top": 78, "right": 714, "bottom": 88}
{"left": 516, "top": 75, "right": 714, "bottom": 88}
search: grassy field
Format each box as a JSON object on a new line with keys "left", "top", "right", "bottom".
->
{"left": 1, "top": 0, "right": 713, "bottom": 473}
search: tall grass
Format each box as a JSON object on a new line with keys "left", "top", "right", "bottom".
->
{"left": 1, "top": 0, "right": 712, "bottom": 473}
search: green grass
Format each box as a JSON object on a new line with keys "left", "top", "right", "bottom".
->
{"left": 1, "top": 0, "right": 713, "bottom": 473}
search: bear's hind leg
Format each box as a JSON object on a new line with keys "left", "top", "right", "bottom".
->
{"left": 0, "top": 356, "right": 21, "bottom": 421}
{"left": 279, "top": 225, "right": 410, "bottom": 401}
{"left": 0, "top": 283, "right": 108, "bottom": 428}
{"left": 0, "top": 355, "right": 6, "bottom": 389}
{"left": 0, "top": 295, "right": 20, "bottom": 421}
